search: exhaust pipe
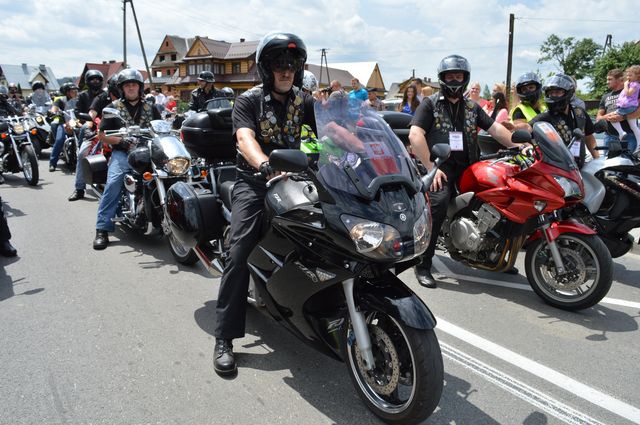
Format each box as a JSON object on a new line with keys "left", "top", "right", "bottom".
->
{"left": 194, "top": 245, "right": 224, "bottom": 277}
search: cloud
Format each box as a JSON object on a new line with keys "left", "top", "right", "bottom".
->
{"left": 0, "top": 0, "right": 637, "bottom": 90}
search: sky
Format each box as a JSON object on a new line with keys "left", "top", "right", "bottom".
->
{"left": 0, "top": 0, "right": 637, "bottom": 93}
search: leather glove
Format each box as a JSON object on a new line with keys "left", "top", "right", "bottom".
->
{"left": 119, "top": 136, "right": 137, "bottom": 150}
{"left": 258, "top": 161, "right": 275, "bottom": 178}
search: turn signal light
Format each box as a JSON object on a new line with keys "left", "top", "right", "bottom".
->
{"left": 0, "top": 133, "right": 7, "bottom": 139}
{"left": 30, "top": 128, "right": 37, "bottom": 135}
{"left": 200, "top": 169, "right": 208, "bottom": 178}
{"left": 143, "top": 172, "right": 153, "bottom": 181}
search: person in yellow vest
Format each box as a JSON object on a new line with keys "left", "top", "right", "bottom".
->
{"left": 510, "top": 72, "right": 546, "bottom": 129}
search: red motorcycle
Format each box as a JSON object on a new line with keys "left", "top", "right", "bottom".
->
{"left": 440, "top": 122, "right": 613, "bottom": 310}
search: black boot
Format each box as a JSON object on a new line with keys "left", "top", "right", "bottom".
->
{"left": 213, "top": 339, "right": 237, "bottom": 376}
{"left": 93, "top": 230, "right": 109, "bottom": 250}
{"left": 415, "top": 266, "right": 437, "bottom": 288}
{"left": 68, "top": 190, "right": 85, "bottom": 201}
{"left": 0, "top": 240, "right": 17, "bottom": 257}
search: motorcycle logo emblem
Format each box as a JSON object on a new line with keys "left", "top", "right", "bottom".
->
{"left": 400, "top": 213, "right": 407, "bottom": 222}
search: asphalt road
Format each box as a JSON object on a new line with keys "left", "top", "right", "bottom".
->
{"left": 1, "top": 155, "right": 639, "bottom": 425}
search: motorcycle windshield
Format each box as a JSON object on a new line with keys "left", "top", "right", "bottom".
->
{"left": 314, "top": 97, "right": 417, "bottom": 200}
{"left": 150, "top": 119, "right": 172, "bottom": 134}
{"left": 533, "top": 122, "right": 578, "bottom": 171}
{"left": 152, "top": 135, "right": 191, "bottom": 161}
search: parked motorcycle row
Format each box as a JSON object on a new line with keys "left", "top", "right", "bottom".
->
{"left": 3, "top": 94, "right": 640, "bottom": 425}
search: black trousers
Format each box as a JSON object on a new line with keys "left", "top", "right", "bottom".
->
{"left": 215, "top": 180, "right": 267, "bottom": 340}
{"left": 0, "top": 197, "right": 11, "bottom": 242}
{"left": 419, "top": 168, "right": 462, "bottom": 270}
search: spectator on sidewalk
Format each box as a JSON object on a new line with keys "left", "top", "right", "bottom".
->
{"left": 348, "top": 78, "right": 368, "bottom": 102}
{"left": 397, "top": 84, "right": 420, "bottom": 116}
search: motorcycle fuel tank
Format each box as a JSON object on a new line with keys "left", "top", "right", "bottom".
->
{"left": 459, "top": 160, "right": 519, "bottom": 194}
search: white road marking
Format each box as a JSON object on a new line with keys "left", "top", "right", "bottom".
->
{"left": 437, "top": 317, "right": 640, "bottom": 424}
{"left": 432, "top": 257, "right": 640, "bottom": 310}
{"left": 441, "top": 342, "right": 606, "bottom": 425}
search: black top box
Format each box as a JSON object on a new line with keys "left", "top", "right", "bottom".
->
{"left": 181, "top": 107, "right": 236, "bottom": 162}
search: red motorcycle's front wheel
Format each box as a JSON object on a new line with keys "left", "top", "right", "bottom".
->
{"left": 525, "top": 233, "right": 613, "bottom": 310}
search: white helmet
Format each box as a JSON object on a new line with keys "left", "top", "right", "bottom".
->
{"left": 302, "top": 70, "right": 318, "bottom": 93}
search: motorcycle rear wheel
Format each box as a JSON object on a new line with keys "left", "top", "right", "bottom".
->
{"left": 21, "top": 145, "right": 39, "bottom": 186}
{"left": 525, "top": 233, "right": 613, "bottom": 310}
{"left": 341, "top": 312, "right": 443, "bottom": 424}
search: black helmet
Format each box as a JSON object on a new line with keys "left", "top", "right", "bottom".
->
{"left": 220, "top": 87, "right": 234, "bottom": 98}
{"left": 256, "top": 32, "right": 307, "bottom": 92}
{"left": 106, "top": 74, "right": 120, "bottom": 98}
{"left": 197, "top": 71, "right": 215, "bottom": 83}
{"left": 60, "top": 82, "right": 78, "bottom": 97}
{"left": 515, "top": 72, "right": 542, "bottom": 105}
{"left": 544, "top": 74, "right": 574, "bottom": 113}
{"left": 85, "top": 69, "right": 104, "bottom": 92}
{"left": 31, "top": 81, "right": 45, "bottom": 91}
{"left": 117, "top": 69, "right": 145, "bottom": 98}
{"left": 144, "top": 93, "right": 156, "bottom": 105}
{"left": 7, "top": 83, "right": 18, "bottom": 93}
{"left": 437, "top": 55, "right": 470, "bottom": 99}
{"left": 0, "top": 85, "right": 8, "bottom": 98}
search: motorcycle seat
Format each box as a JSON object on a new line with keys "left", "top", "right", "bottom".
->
{"left": 219, "top": 180, "right": 234, "bottom": 211}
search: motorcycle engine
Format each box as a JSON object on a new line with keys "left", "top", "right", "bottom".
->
{"left": 449, "top": 204, "right": 502, "bottom": 254}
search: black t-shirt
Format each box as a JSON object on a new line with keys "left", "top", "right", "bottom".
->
{"left": 529, "top": 107, "right": 594, "bottom": 143}
{"left": 75, "top": 90, "right": 98, "bottom": 115}
{"left": 232, "top": 89, "right": 316, "bottom": 174}
{"left": 411, "top": 96, "right": 494, "bottom": 176}
{"left": 89, "top": 92, "right": 112, "bottom": 118}
{"left": 599, "top": 89, "right": 632, "bottom": 135}
{"left": 99, "top": 99, "right": 161, "bottom": 132}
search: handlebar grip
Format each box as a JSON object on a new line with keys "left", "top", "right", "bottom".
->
{"left": 480, "top": 152, "right": 501, "bottom": 160}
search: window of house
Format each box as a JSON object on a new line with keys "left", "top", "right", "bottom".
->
{"left": 232, "top": 62, "right": 241, "bottom": 74}
{"left": 166, "top": 69, "right": 171, "bottom": 76}
{"left": 188, "top": 64, "right": 196, "bottom": 75}
{"left": 171, "top": 54, "right": 177, "bottom": 61}
{"left": 165, "top": 41, "right": 169, "bottom": 47}
{"left": 213, "top": 63, "right": 225, "bottom": 74}
{"left": 155, "top": 71, "right": 162, "bottom": 78}
{"left": 159, "top": 55, "right": 165, "bottom": 62}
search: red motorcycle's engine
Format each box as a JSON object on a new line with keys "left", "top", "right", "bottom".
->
{"left": 446, "top": 203, "right": 505, "bottom": 262}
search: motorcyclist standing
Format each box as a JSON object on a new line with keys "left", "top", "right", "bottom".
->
{"left": 510, "top": 72, "right": 546, "bottom": 128}
{"left": 188, "top": 71, "right": 224, "bottom": 111}
{"left": 212, "top": 32, "right": 316, "bottom": 377}
{"left": 49, "top": 82, "right": 79, "bottom": 172}
{"left": 92, "top": 69, "right": 161, "bottom": 250}
{"left": 409, "top": 55, "right": 527, "bottom": 288}
{"left": 529, "top": 74, "right": 599, "bottom": 168}
{"left": 67, "top": 70, "right": 105, "bottom": 201}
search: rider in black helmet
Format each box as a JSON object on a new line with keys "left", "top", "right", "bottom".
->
{"left": 211, "top": 31, "right": 317, "bottom": 377}
{"left": 0, "top": 85, "right": 20, "bottom": 117}
{"left": 511, "top": 72, "right": 545, "bottom": 127}
{"left": 409, "top": 54, "right": 529, "bottom": 288}
{"left": 529, "top": 73, "right": 599, "bottom": 168}
{"left": 48, "top": 82, "right": 79, "bottom": 171}
{"left": 188, "top": 70, "right": 224, "bottom": 111}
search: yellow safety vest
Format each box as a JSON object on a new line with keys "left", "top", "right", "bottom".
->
{"left": 510, "top": 103, "right": 546, "bottom": 122}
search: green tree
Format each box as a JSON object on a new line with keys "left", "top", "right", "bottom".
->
{"left": 538, "top": 34, "right": 602, "bottom": 80}
{"left": 482, "top": 84, "right": 491, "bottom": 100}
{"left": 589, "top": 42, "right": 640, "bottom": 97}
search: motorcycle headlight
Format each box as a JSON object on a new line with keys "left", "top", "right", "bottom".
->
{"left": 13, "top": 124, "right": 24, "bottom": 134}
{"left": 413, "top": 210, "right": 431, "bottom": 256}
{"left": 165, "top": 157, "right": 190, "bottom": 175}
{"left": 553, "top": 175, "right": 582, "bottom": 199}
{"left": 35, "top": 116, "right": 44, "bottom": 124}
{"left": 341, "top": 214, "right": 403, "bottom": 260}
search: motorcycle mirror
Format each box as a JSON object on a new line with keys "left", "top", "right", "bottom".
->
{"left": 269, "top": 149, "right": 309, "bottom": 173}
{"left": 431, "top": 143, "right": 451, "bottom": 162}
{"left": 593, "top": 119, "right": 608, "bottom": 134}
{"left": 572, "top": 128, "right": 584, "bottom": 140}
{"left": 511, "top": 130, "right": 532, "bottom": 144}
{"left": 77, "top": 113, "right": 93, "bottom": 122}
{"left": 102, "top": 107, "right": 125, "bottom": 122}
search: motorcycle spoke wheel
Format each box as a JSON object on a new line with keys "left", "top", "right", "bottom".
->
{"left": 525, "top": 233, "right": 613, "bottom": 310}
{"left": 21, "top": 145, "right": 39, "bottom": 186}
{"left": 167, "top": 228, "right": 198, "bottom": 265}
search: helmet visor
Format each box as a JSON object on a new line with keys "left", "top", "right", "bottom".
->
{"left": 268, "top": 52, "right": 304, "bottom": 73}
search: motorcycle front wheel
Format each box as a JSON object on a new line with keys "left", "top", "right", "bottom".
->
{"left": 21, "top": 145, "right": 39, "bottom": 186}
{"left": 525, "top": 233, "right": 613, "bottom": 310}
{"left": 341, "top": 311, "right": 443, "bottom": 425}
{"left": 167, "top": 230, "right": 198, "bottom": 265}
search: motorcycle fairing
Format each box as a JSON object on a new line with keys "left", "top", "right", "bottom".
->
{"left": 527, "top": 219, "right": 596, "bottom": 243}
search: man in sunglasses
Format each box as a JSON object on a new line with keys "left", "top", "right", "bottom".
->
{"left": 212, "top": 32, "right": 316, "bottom": 377}
{"left": 188, "top": 71, "right": 224, "bottom": 112}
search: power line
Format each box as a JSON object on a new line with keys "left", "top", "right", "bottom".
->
{"left": 517, "top": 17, "right": 640, "bottom": 23}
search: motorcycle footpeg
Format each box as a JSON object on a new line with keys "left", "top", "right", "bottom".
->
{"left": 111, "top": 216, "right": 126, "bottom": 223}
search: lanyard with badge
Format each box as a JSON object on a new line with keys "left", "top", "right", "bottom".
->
{"left": 568, "top": 108, "right": 582, "bottom": 158}
{"left": 447, "top": 101, "right": 464, "bottom": 151}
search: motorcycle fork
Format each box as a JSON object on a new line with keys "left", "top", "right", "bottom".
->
{"left": 539, "top": 217, "right": 567, "bottom": 275}
{"left": 342, "top": 278, "right": 375, "bottom": 370}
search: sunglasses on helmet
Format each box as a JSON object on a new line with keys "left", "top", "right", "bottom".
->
{"left": 269, "top": 54, "right": 303, "bottom": 73}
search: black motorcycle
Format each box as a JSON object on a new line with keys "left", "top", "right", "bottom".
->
{"left": 167, "top": 100, "right": 449, "bottom": 424}
{"left": 0, "top": 115, "right": 39, "bottom": 186}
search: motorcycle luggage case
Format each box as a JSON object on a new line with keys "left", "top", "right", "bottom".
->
{"left": 166, "top": 181, "right": 223, "bottom": 244}
{"left": 181, "top": 108, "right": 236, "bottom": 162}
{"left": 82, "top": 154, "right": 108, "bottom": 184}
{"left": 378, "top": 111, "right": 412, "bottom": 145}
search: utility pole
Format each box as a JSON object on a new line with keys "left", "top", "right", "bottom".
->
{"left": 603, "top": 34, "right": 612, "bottom": 55}
{"left": 128, "top": 0, "right": 153, "bottom": 84}
{"left": 123, "top": 0, "right": 127, "bottom": 67}
{"left": 319, "top": 48, "right": 330, "bottom": 88}
{"left": 505, "top": 13, "right": 515, "bottom": 104}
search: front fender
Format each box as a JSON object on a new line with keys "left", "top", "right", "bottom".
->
{"left": 528, "top": 219, "right": 597, "bottom": 243}
{"left": 355, "top": 273, "right": 437, "bottom": 330}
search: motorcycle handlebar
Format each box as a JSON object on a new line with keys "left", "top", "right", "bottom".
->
{"left": 479, "top": 146, "right": 520, "bottom": 160}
